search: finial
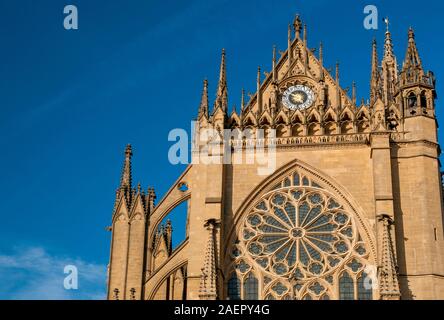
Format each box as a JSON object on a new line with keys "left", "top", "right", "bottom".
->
{"left": 352, "top": 81, "right": 357, "bottom": 104}
{"left": 408, "top": 27, "right": 415, "bottom": 41}
{"left": 120, "top": 144, "right": 133, "bottom": 191}
{"left": 125, "top": 144, "right": 132, "bottom": 157}
{"left": 336, "top": 61, "right": 340, "bottom": 83}
{"left": 241, "top": 88, "right": 245, "bottom": 112}
{"left": 383, "top": 17, "right": 390, "bottom": 33}
{"left": 272, "top": 45, "right": 277, "bottom": 63}
{"left": 215, "top": 48, "right": 228, "bottom": 112}
{"left": 257, "top": 66, "right": 262, "bottom": 112}
{"left": 288, "top": 24, "right": 293, "bottom": 63}
{"left": 319, "top": 42, "right": 323, "bottom": 63}
{"left": 383, "top": 20, "right": 395, "bottom": 60}
{"left": 272, "top": 45, "right": 277, "bottom": 81}
{"left": 198, "top": 78, "right": 209, "bottom": 118}
{"left": 303, "top": 24, "right": 307, "bottom": 43}
{"left": 293, "top": 14, "right": 302, "bottom": 38}
{"left": 219, "top": 49, "right": 226, "bottom": 84}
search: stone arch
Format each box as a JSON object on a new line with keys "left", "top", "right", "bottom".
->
{"left": 148, "top": 261, "right": 188, "bottom": 300}
{"left": 291, "top": 110, "right": 305, "bottom": 124}
{"left": 291, "top": 124, "right": 304, "bottom": 137}
{"left": 225, "top": 158, "right": 375, "bottom": 258}
{"left": 223, "top": 159, "right": 376, "bottom": 300}
{"left": 307, "top": 122, "right": 321, "bottom": 136}
{"left": 276, "top": 124, "right": 287, "bottom": 138}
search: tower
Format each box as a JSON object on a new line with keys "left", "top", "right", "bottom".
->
{"left": 107, "top": 15, "right": 444, "bottom": 300}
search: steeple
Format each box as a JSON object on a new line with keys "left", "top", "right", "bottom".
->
{"left": 214, "top": 49, "right": 228, "bottom": 113}
{"left": 404, "top": 28, "right": 423, "bottom": 70}
{"left": 381, "top": 18, "right": 398, "bottom": 104}
{"left": 198, "top": 79, "right": 209, "bottom": 119}
{"left": 400, "top": 27, "right": 425, "bottom": 86}
{"left": 370, "top": 38, "right": 380, "bottom": 105}
{"left": 383, "top": 18, "right": 395, "bottom": 60}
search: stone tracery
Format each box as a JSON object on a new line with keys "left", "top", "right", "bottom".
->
{"left": 228, "top": 171, "right": 374, "bottom": 300}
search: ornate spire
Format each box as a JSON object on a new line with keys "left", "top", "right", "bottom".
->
{"left": 335, "top": 61, "right": 340, "bottom": 84}
{"left": 370, "top": 38, "right": 380, "bottom": 105}
{"left": 241, "top": 88, "right": 246, "bottom": 113}
{"left": 352, "top": 81, "right": 357, "bottom": 105}
{"left": 120, "top": 144, "right": 132, "bottom": 190}
{"left": 381, "top": 18, "right": 398, "bottom": 104}
{"left": 288, "top": 24, "right": 293, "bottom": 65}
{"left": 199, "top": 219, "right": 219, "bottom": 300}
{"left": 404, "top": 27, "right": 422, "bottom": 68}
{"left": 164, "top": 219, "right": 173, "bottom": 255}
{"left": 319, "top": 42, "right": 324, "bottom": 82}
{"left": 146, "top": 187, "right": 156, "bottom": 213}
{"left": 214, "top": 49, "right": 228, "bottom": 112}
{"left": 336, "top": 62, "right": 341, "bottom": 109}
{"left": 198, "top": 79, "right": 209, "bottom": 119}
{"left": 383, "top": 20, "right": 395, "bottom": 61}
{"left": 400, "top": 27, "right": 424, "bottom": 86}
{"left": 293, "top": 14, "right": 302, "bottom": 38}
{"left": 303, "top": 24, "right": 308, "bottom": 75}
{"left": 257, "top": 67, "right": 262, "bottom": 114}
{"left": 378, "top": 214, "right": 401, "bottom": 300}
{"left": 272, "top": 45, "right": 277, "bottom": 82}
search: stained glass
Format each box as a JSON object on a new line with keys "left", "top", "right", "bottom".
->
{"left": 234, "top": 171, "right": 372, "bottom": 300}
{"left": 227, "top": 274, "right": 241, "bottom": 300}
{"left": 357, "top": 273, "right": 373, "bottom": 300}
{"left": 339, "top": 272, "right": 354, "bottom": 300}
{"left": 244, "top": 274, "right": 259, "bottom": 300}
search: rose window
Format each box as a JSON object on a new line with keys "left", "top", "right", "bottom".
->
{"left": 241, "top": 185, "right": 355, "bottom": 280}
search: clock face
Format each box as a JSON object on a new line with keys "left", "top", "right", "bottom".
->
{"left": 282, "top": 85, "right": 315, "bottom": 110}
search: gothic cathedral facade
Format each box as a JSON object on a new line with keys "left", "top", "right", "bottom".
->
{"left": 106, "top": 16, "right": 444, "bottom": 300}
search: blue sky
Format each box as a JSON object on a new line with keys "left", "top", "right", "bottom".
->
{"left": 0, "top": 0, "right": 443, "bottom": 299}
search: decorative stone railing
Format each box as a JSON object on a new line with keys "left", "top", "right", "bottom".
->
{"left": 229, "top": 133, "right": 371, "bottom": 148}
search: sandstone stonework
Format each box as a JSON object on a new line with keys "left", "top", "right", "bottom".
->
{"left": 106, "top": 15, "right": 444, "bottom": 300}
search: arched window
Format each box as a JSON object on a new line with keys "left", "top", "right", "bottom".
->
{"left": 227, "top": 274, "right": 241, "bottom": 300}
{"left": 420, "top": 92, "right": 427, "bottom": 109}
{"left": 339, "top": 272, "right": 354, "bottom": 300}
{"left": 228, "top": 170, "right": 374, "bottom": 300}
{"left": 243, "top": 274, "right": 259, "bottom": 300}
{"left": 407, "top": 93, "right": 417, "bottom": 108}
{"left": 357, "top": 272, "right": 373, "bottom": 300}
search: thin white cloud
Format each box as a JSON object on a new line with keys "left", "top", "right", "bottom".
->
{"left": 0, "top": 246, "right": 107, "bottom": 300}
